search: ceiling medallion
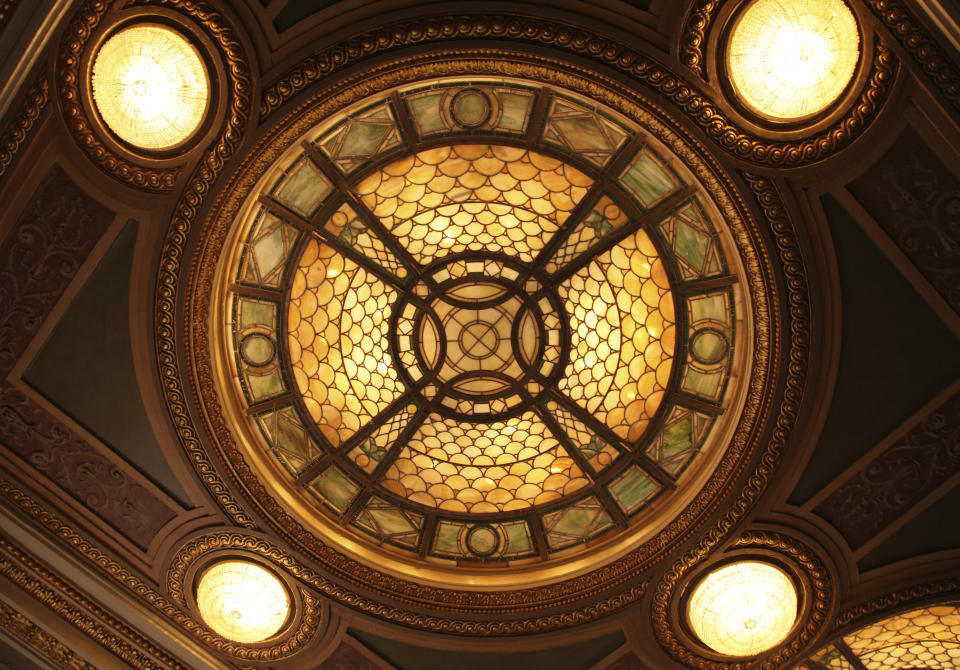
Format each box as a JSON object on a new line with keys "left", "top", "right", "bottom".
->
{"left": 185, "top": 55, "right": 792, "bottom": 631}
{"left": 220, "top": 78, "right": 746, "bottom": 569}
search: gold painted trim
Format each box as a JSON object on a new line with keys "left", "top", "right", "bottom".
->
{"left": 260, "top": 14, "right": 895, "bottom": 167}
{"left": 865, "top": 0, "right": 960, "bottom": 114}
{"left": 0, "top": 70, "right": 47, "bottom": 184}
{"left": 836, "top": 579, "right": 960, "bottom": 630}
{"left": 680, "top": 0, "right": 719, "bottom": 77}
{"left": 0, "top": 599, "right": 98, "bottom": 670}
{"left": 0, "top": 533, "right": 186, "bottom": 670}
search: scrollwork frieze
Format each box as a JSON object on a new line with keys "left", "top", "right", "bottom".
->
{"left": 865, "top": 0, "right": 960, "bottom": 114}
{"left": 0, "top": 598, "right": 98, "bottom": 670}
{"left": 679, "top": 0, "right": 719, "bottom": 78}
{"left": 836, "top": 579, "right": 960, "bottom": 630}
{"left": 0, "top": 71, "right": 47, "bottom": 186}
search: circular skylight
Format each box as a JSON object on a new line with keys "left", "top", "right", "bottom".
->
{"left": 91, "top": 23, "right": 209, "bottom": 150}
{"left": 195, "top": 560, "right": 290, "bottom": 643}
{"left": 215, "top": 77, "right": 748, "bottom": 573}
{"left": 726, "top": 0, "right": 860, "bottom": 121}
{"left": 687, "top": 561, "right": 799, "bottom": 656}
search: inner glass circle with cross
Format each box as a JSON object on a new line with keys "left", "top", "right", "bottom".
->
{"left": 393, "top": 257, "right": 565, "bottom": 420}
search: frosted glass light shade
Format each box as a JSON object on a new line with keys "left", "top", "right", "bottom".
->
{"left": 726, "top": 0, "right": 860, "bottom": 121}
{"left": 91, "top": 23, "right": 209, "bottom": 150}
{"left": 687, "top": 560, "right": 798, "bottom": 656}
{"left": 196, "top": 560, "right": 290, "bottom": 643}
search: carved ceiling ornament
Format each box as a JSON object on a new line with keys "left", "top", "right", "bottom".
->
{"left": 55, "top": 0, "right": 229, "bottom": 191}
{"left": 652, "top": 529, "right": 835, "bottom": 669}
{"left": 179, "top": 47, "right": 806, "bottom": 635}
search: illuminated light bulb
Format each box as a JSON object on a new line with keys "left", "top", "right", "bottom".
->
{"left": 327, "top": 269, "right": 339, "bottom": 277}
{"left": 726, "top": 0, "right": 860, "bottom": 120}
{"left": 196, "top": 560, "right": 290, "bottom": 643}
{"left": 687, "top": 561, "right": 798, "bottom": 656}
{"left": 91, "top": 24, "right": 209, "bottom": 150}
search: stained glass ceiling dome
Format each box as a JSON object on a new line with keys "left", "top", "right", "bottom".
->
{"left": 214, "top": 77, "right": 750, "bottom": 579}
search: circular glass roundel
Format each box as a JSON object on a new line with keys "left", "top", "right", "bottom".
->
{"left": 195, "top": 560, "right": 290, "bottom": 643}
{"left": 726, "top": 0, "right": 860, "bottom": 121}
{"left": 219, "top": 77, "right": 749, "bottom": 576}
{"left": 686, "top": 561, "right": 799, "bottom": 656}
{"left": 91, "top": 23, "right": 209, "bottom": 150}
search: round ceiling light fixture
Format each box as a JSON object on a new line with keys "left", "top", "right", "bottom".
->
{"left": 686, "top": 560, "right": 799, "bottom": 656}
{"left": 726, "top": 0, "right": 860, "bottom": 122}
{"left": 195, "top": 560, "right": 290, "bottom": 643}
{"left": 91, "top": 23, "right": 209, "bottom": 150}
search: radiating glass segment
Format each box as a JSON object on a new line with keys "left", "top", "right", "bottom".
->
{"left": 288, "top": 239, "right": 402, "bottom": 446}
{"left": 558, "top": 227, "right": 675, "bottom": 442}
{"left": 727, "top": 0, "right": 860, "bottom": 120}
{"left": 382, "top": 412, "right": 590, "bottom": 512}
{"left": 91, "top": 24, "right": 209, "bottom": 150}
{"left": 354, "top": 144, "right": 592, "bottom": 263}
{"left": 196, "top": 561, "right": 290, "bottom": 643}
{"left": 687, "top": 561, "right": 798, "bottom": 656}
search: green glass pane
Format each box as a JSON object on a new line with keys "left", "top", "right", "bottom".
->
{"left": 553, "top": 116, "right": 609, "bottom": 152}
{"left": 609, "top": 466, "right": 658, "bottom": 513}
{"left": 682, "top": 368, "right": 724, "bottom": 399}
{"left": 246, "top": 369, "right": 284, "bottom": 400}
{"left": 410, "top": 93, "right": 445, "bottom": 134}
{"left": 689, "top": 294, "right": 728, "bottom": 324}
{"left": 239, "top": 299, "right": 275, "bottom": 329}
{"left": 434, "top": 521, "right": 461, "bottom": 554}
{"left": 451, "top": 91, "right": 490, "bottom": 127}
{"left": 309, "top": 466, "right": 360, "bottom": 513}
{"left": 368, "top": 507, "right": 416, "bottom": 537}
{"left": 466, "top": 525, "right": 498, "bottom": 554}
{"left": 675, "top": 219, "right": 709, "bottom": 270}
{"left": 498, "top": 92, "right": 532, "bottom": 131}
{"left": 661, "top": 414, "right": 693, "bottom": 459}
{"left": 543, "top": 497, "right": 613, "bottom": 550}
{"left": 502, "top": 521, "right": 532, "bottom": 554}
{"left": 340, "top": 122, "right": 391, "bottom": 157}
{"left": 275, "top": 158, "right": 331, "bottom": 215}
{"left": 620, "top": 152, "right": 676, "bottom": 207}
{"left": 691, "top": 330, "right": 726, "bottom": 363}
{"left": 241, "top": 334, "right": 274, "bottom": 367}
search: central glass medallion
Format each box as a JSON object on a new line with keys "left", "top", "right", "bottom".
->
{"left": 394, "top": 257, "right": 566, "bottom": 420}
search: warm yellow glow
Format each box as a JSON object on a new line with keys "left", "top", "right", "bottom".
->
{"left": 687, "top": 561, "right": 798, "bottom": 656}
{"left": 196, "top": 560, "right": 290, "bottom": 643}
{"left": 727, "top": 0, "right": 860, "bottom": 120}
{"left": 91, "top": 24, "right": 209, "bottom": 149}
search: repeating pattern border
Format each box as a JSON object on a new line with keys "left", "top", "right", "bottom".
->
{"left": 0, "top": 598, "right": 98, "bottom": 670}
{"left": 0, "top": 71, "right": 47, "bottom": 184}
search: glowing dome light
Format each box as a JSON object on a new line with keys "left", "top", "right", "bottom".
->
{"left": 726, "top": 0, "right": 860, "bottom": 121}
{"left": 91, "top": 23, "right": 209, "bottom": 150}
{"left": 687, "top": 561, "right": 798, "bottom": 656}
{"left": 196, "top": 560, "right": 290, "bottom": 643}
